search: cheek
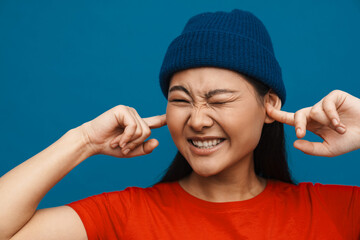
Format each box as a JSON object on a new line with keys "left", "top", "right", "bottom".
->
{"left": 222, "top": 107, "right": 265, "bottom": 143}
{"left": 166, "top": 105, "right": 186, "bottom": 138}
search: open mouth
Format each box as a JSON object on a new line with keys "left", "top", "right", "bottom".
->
{"left": 188, "top": 138, "right": 225, "bottom": 149}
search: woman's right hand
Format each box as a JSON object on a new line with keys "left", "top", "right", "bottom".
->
{"left": 79, "top": 105, "right": 166, "bottom": 158}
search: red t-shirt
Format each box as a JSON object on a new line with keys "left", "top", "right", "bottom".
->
{"left": 67, "top": 179, "right": 360, "bottom": 239}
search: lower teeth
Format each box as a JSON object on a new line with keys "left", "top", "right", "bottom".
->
{"left": 197, "top": 146, "right": 214, "bottom": 149}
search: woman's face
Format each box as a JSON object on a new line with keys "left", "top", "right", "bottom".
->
{"left": 166, "top": 67, "right": 269, "bottom": 177}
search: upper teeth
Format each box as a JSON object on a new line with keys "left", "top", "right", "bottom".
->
{"left": 191, "top": 139, "right": 222, "bottom": 149}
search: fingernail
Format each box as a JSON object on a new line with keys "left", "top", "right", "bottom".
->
{"left": 296, "top": 128, "right": 301, "bottom": 136}
{"left": 120, "top": 142, "right": 126, "bottom": 148}
{"left": 123, "top": 148, "right": 130, "bottom": 155}
{"left": 336, "top": 126, "right": 345, "bottom": 134}
{"left": 332, "top": 118, "right": 339, "bottom": 126}
{"left": 111, "top": 143, "right": 118, "bottom": 148}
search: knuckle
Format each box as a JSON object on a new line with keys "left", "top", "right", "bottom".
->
{"left": 112, "top": 105, "right": 123, "bottom": 113}
{"left": 309, "top": 108, "right": 321, "bottom": 118}
{"left": 144, "top": 128, "right": 151, "bottom": 137}
{"left": 128, "top": 107, "right": 137, "bottom": 113}
{"left": 134, "top": 129, "right": 142, "bottom": 138}
{"left": 294, "top": 111, "right": 300, "bottom": 118}
{"left": 321, "top": 98, "right": 330, "bottom": 107}
{"left": 126, "top": 124, "right": 137, "bottom": 132}
{"left": 116, "top": 105, "right": 127, "bottom": 111}
{"left": 295, "top": 108, "right": 306, "bottom": 115}
{"left": 123, "top": 106, "right": 133, "bottom": 112}
{"left": 127, "top": 142, "right": 136, "bottom": 150}
{"left": 294, "top": 110, "right": 307, "bottom": 122}
{"left": 330, "top": 89, "right": 342, "bottom": 95}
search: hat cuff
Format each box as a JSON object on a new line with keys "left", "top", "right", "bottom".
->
{"left": 159, "top": 30, "right": 286, "bottom": 104}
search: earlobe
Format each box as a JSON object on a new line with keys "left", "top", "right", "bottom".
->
{"left": 264, "top": 91, "right": 282, "bottom": 124}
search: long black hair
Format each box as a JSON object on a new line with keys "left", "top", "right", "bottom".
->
{"left": 157, "top": 74, "right": 295, "bottom": 184}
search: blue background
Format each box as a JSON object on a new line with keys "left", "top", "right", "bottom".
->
{"left": 1, "top": 0, "right": 359, "bottom": 209}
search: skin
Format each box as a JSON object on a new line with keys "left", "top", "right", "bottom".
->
{"left": 266, "top": 90, "right": 360, "bottom": 156}
{"left": 0, "top": 107, "right": 166, "bottom": 240}
{"left": 0, "top": 67, "right": 359, "bottom": 239}
{"left": 166, "top": 67, "right": 281, "bottom": 202}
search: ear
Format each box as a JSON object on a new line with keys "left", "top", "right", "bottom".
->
{"left": 264, "top": 90, "right": 282, "bottom": 124}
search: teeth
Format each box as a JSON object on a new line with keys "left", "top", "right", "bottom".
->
{"left": 191, "top": 139, "right": 222, "bottom": 149}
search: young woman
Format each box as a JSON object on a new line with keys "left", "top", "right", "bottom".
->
{"left": 0, "top": 9, "right": 359, "bottom": 240}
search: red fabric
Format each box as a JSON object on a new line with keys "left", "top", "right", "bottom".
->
{"left": 67, "top": 179, "right": 360, "bottom": 239}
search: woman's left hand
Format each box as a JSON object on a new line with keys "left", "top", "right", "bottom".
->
{"left": 266, "top": 90, "right": 360, "bottom": 157}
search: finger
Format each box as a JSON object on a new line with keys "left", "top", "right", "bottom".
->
{"left": 322, "top": 92, "right": 347, "bottom": 134}
{"left": 112, "top": 111, "right": 160, "bottom": 151}
{"left": 118, "top": 109, "right": 139, "bottom": 148}
{"left": 110, "top": 134, "right": 123, "bottom": 148}
{"left": 109, "top": 111, "right": 135, "bottom": 148}
{"left": 309, "top": 102, "right": 332, "bottom": 127}
{"left": 334, "top": 123, "right": 347, "bottom": 134}
{"left": 265, "top": 103, "right": 295, "bottom": 126}
{"left": 122, "top": 110, "right": 152, "bottom": 153}
{"left": 144, "top": 114, "right": 167, "bottom": 129}
{"left": 120, "top": 109, "right": 145, "bottom": 154}
{"left": 294, "top": 109, "right": 309, "bottom": 138}
{"left": 123, "top": 139, "right": 159, "bottom": 158}
{"left": 293, "top": 139, "right": 333, "bottom": 157}
{"left": 307, "top": 102, "right": 342, "bottom": 134}
{"left": 127, "top": 108, "right": 145, "bottom": 141}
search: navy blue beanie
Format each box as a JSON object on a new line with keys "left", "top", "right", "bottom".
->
{"left": 159, "top": 9, "right": 286, "bottom": 105}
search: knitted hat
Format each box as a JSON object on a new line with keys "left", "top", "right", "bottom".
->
{"left": 159, "top": 9, "right": 286, "bottom": 105}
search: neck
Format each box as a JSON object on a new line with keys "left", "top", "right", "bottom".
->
{"left": 179, "top": 159, "right": 266, "bottom": 202}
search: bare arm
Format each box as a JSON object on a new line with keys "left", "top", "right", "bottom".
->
{"left": 0, "top": 105, "right": 166, "bottom": 240}
{"left": 0, "top": 127, "right": 91, "bottom": 240}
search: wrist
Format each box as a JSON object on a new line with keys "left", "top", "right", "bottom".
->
{"left": 70, "top": 123, "right": 99, "bottom": 158}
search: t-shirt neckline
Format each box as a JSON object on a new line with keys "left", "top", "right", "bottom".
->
{"left": 172, "top": 179, "right": 274, "bottom": 211}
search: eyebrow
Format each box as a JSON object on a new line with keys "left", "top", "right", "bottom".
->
{"left": 168, "top": 85, "right": 191, "bottom": 96}
{"left": 168, "top": 85, "right": 237, "bottom": 98}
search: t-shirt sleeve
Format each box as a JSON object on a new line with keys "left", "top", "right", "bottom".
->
{"left": 313, "top": 183, "right": 360, "bottom": 238}
{"left": 66, "top": 188, "right": 134, "bottom": 240}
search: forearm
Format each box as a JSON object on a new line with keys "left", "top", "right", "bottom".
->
{"left": 0, "top": 126, "right": 93, "bottom": 239}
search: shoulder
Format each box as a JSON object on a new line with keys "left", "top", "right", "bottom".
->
{"left": 66, "top": 182, "right": 179, "bottom": 228}
{"left": 269, "top": 179, "right": 360, "bottom": 210}
{"left": 68, "top": 182, "right": 177, "bottom": 210}
{"left": 270, "top": 179, "right": 360, "bottom": 195}
{"left": 97, "top": 181, "right": 179, "bottom": 206}
{"left": 118, "top": 181, "right": 178, "bottom": 197}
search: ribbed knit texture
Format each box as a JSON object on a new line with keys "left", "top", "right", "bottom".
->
{"left": 159, "top": 9, "right": 286, "bottom": 104}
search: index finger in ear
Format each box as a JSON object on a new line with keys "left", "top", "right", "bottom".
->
{"left": 144, "top": 114, "right": 167, "bottom": 129}
{"left": 265, "top": 103, "right": 295, "bottom": 126}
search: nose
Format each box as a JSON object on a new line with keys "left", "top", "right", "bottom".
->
{"left": 187, "top": 105, "right": 214, "bottom": 132}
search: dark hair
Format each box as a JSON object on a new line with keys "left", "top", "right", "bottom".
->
{"left": 157, "top": 74, "right": 295, "bottom": 185}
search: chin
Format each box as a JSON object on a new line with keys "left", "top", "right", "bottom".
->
{"left": 190, "top": 164, "right": 224, "bottom": 178}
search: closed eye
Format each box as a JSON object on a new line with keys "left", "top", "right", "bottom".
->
{"left": 170, "top": 99, "right": 190, "bottom": 103}
{"left": 210, "top": 102, "right": 226, "bottom": 105}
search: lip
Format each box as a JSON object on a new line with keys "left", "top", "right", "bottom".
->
{"left": 188, "top": 136, "right": 225, "bottom": 141}
{"left": 188, "top": 139, "right": 226, "bottom": 156}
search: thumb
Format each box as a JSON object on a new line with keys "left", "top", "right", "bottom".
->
{"left": 142, "top": 138, "right": 159, "bottom": 154}
{"left": 144, "top": 114, "right": 167, "bottom": 129}
{"left": 125, "top": 138, "right": 159, "bottom": 158}
{"left": 294, "top": 139, "right": 332, "bottom": 157}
